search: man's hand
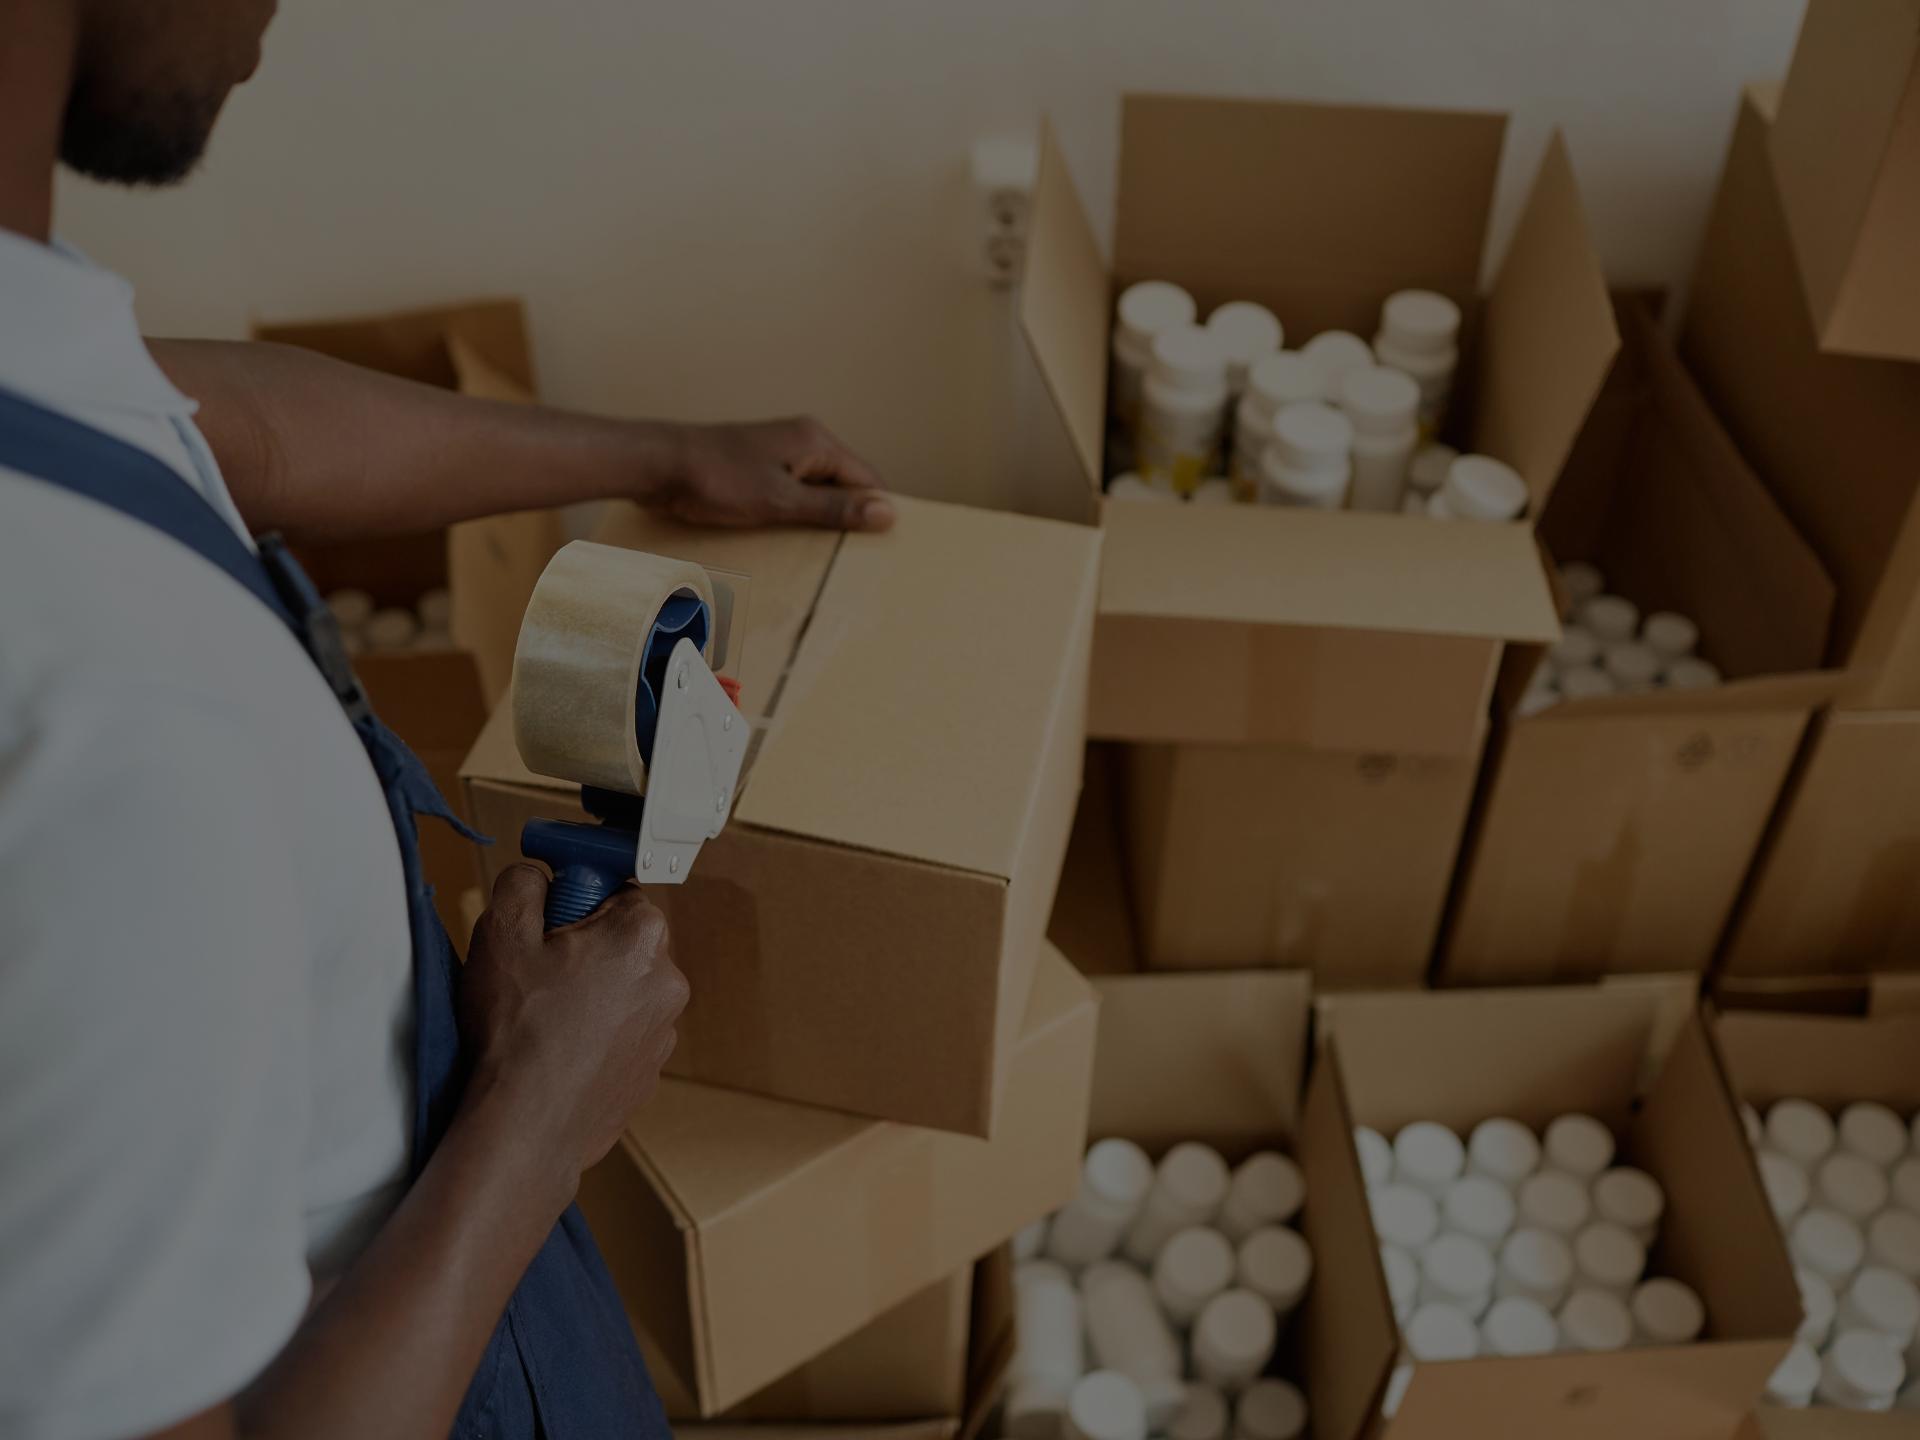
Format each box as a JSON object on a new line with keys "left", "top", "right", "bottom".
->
{"left": 460, "top": 865, "right": 690, "bottom": 1180}
{"left": 663, "top": 416, "right": 894, "bottom": 532}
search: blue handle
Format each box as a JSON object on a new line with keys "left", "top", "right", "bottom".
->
{"left": 521, "top": 818, "right": 638, "bottom": 930}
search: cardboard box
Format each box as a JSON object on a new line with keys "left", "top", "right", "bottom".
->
{"left": 257, "top": 301, "right": 567, "bottom": 940}
{"left": 1015, "top": 95, "right": 1620, "bottom": 756}
{"left": 461, "top": 494, "right": 1099, "bottom": 1135}
{"left": 1770, "top": 0, "right": 1920, "bottom": 363}
{"left": 574, "top": 945, "right": 1095, "bottom": 1416}
{"left": 1438, "top": 300, "right": 1836, "bottom": 984}
{"left": 1717, "top": 972, "right": 1920, "bottom": 1019}
{"left": 1683, "top": 86, "right": 1920, "bottom": 711}
{"left": 1719, "top": 707, "right": 1920, "bottom": 978}
{"left": 1300, "top": 986, "right": 1800, "bottom": 1440}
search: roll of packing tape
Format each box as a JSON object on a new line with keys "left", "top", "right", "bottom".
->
{"left": 512, "top": 540, "right": 716, "bottom": 794}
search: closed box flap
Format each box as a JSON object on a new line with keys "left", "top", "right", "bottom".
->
{"left": 735, "top": 496, "right": 1101, "bottom": 880}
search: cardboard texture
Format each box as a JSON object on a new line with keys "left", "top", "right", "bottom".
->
{"left": 1683, "top": 86, "right": 1920, "bottom": 710}
{"left": 1305, "top": 987, "right": 1799, "bottom": 1440}
{"left": 576, "top": 948, "right": 1095, "bottom": 1416}
{"left": 1716, "top": 972, "right": 1920, "bottom": 1019}
{"left": 1721, "top": 707, "right": 1920, "bottom": 977}
{"left": 1016, "top": 96, "right": 1618, "bottom": 754}
{"left": 1771, "top": 0, "right": 1920, "bottom": 362}
{"left": 1123, "top": 738, "right": 1479, "bottom": 987}
{"left": 461, "top": 494, "right": 1100, "bottom": 1135}
{"left": 1044, "top": 743, "right": 1141, "bottom": 978}
{"left": 255, "top": 300, "right": 566, "bottom": 943}
{"left": 1440, "top": 300, "right": 1835, "bottom": 984}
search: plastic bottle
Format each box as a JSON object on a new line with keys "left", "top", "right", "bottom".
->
{"left": 1577, "top": 596, "right": 1640, "bottom": 646}
{"left": 1354, "top": 1127, "right": 1394, "bottom": 1189}
{"left": 1558, "top": 562, "right": 1605, "bottom": 615}
{"left": 1232, "top": 352, "right": 1322, "bottom": 499}
{"left": 1482, "top": 1296, "right": 1559, "bottom": 1356}
{"left": 1153, "top": 1226, "right": 1237, "bottom": 1326}
{"left": 1798, "top": 1266, "right": 1838, "bottom": 1347}
{"left": 1232, "top": 1378, "right": 1307, "bottom": 1440}
{"left": 1237, "top": 1225, "right": 1314, "bottom": 1315}
{"left": 1206, "top": 302, "right": 1284, "bottom": 395}
{"left": 1840, "top": 1266, "right": 1920, "bottom": 1352}
{"left": 1299, "top": 330, "right": 1373, "bottom": 401}
{"left": 1192, "top": 1289, "right": 1278, "bottom": 1394}
{"left": 1641, "top": 611, "right": 1698, "bottom": 661}
{"left": 1497, "top": 1227, "right": 1575, "bottom": 1310}
{"left": 1817, "top": 1330, "right": 1905, "bottom": 1411}
{"left": 1338, "top": 364, "right": 1420, "bottom": 512}
{"left": 1664, "top": 658, "right": 1722, "bottom": 691}
{"left": 1168, "top": 1383, "right": 1229, "bottom": 1440}
{"left": 1759, "top": 1152, "right": 1811, "bottom": 1226}
{"left": 1766, "top": 1340, "right": 1822, "bottom": 1407}
{"left": 1549, "top": 626, "right": 1601, "bottom": 673}
{"left": 1064, "top": 1370, "right": 1150, "bottom": 1440}
{"left": 1081, "top": 1262, "right": 1185, "bottom": 1429}
{"left": 1558, "top": 1288, "right": 1633, "bottom": 1353}
{"left": 1544, "top": 1115, "right": 1616, "bottom": 1182}
{"left": 1467, "top": 1118, "right": 1542, "bottom": 1189}
{"left": 1113, "top": 282, "right": 1198, "bottom": 451}
{"left": 1009, "top": 1261, "right": 1084, "bottom": 1438}
{"left": 1818, "top": 1152, "right": 1892, "bottom": 1222}
{"left": 1629, "top": 1278, "right": 1705, "bottom": 1346}
{"left": 1218, "top": 1152, "right": 1305, "bottom": 1242}
{"left": 1592, "top": 1168, "right": 1665, "bottom": 1248}
{"left": 1138, "top": 326, "right": 1231, "bottom": 495}
{"left": 1393, "top": 1122, "right": 1466, "bottom": 1197}
{"left": 1443, "top": 1175, "right": 1517, "bottom": 1248}
{"left": 1404, "top": 1302, "right": 1482, "bottom": 1364}
{"left": 1602, "top": 641, "right": 1663, "bottom": 693}
{"left": 1518, "top": 1170, "right": 1593, "bottom": 1238}
{"left": 1260, "top": 402, "right": 1352, "bottom": 509}
{"left": 1374, "top": 290, "right": 1462, "bottom": 437}
{"left": 1420, "top": 1234, "right": 1495, "bottom": 1318}
{"left": 1842, "top": 1102, "right": 1911, "bottom": 1169}
{"left": 1124, "top": 1142, "right": 1231, "bottom": 1265}
{"left": 1047, "top": 1139, "right": 1154, "bottom": 1269}
{"left": 1404, "top": 442, "right": 1456, "bottom": 511}
{"left": 1371, "top": 1183, "right": 1440, "bottom": 1253}
{"left": 1572, "top": 1222, "right": 1645, "bottom": 1298}
{"left": 1440, "top": 454, "right": 1528, "bottom": 522}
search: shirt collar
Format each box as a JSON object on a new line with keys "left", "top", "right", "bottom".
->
{"left": 0, "top": 227, "right": 199, "bottom": 422}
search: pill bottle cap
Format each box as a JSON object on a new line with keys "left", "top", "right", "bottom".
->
{"left": 1206, "top": 301, "right": 1283, "bottom": 370}
{"left": 1117, "top": 281, "right": 1197, "bottom": 347}
{"left": 1501, "top": 1227, "right": 1574, "bottom": 1291}
{"left": 1558, "top": 1288, "right": 1632, "bottom": 1351}
{"left": 1156, "top": 1226, "right": 1235, "bottom": 1307}
{"left": 1593, "top": 1167, "right": 1664, "bottom": 1231}
{"left": 1066, "top": 1371, "right": 1149, "bottom": 1440}
{"left": 1394, "top": 1122, "right": 1466, "bottom": 1186}
{"left": 1575, "top": 1222, "right": 1646, "bottom": 1288}
{"left": 1150, "top": 325, "right": 1230, "bottom": 393}
{"left": 1381, "top": 289, "right": 1463, "bottom": 353}
{"left": 1270, "top": 401, "right": 1355, "bottom": 470}
{"left": 1520, "top": 1170, "right": 1593, "bottom": 1235}
{"left": 1404, "top": 1302, "right": 1481, "bottom": 1362}
{"left": 1642, "top": 611, "right": 1699, "bottom": 659}
{"left": 1664, "top": 657, "right": 1722, "bottom": 691}
{"left": 1299, "top": 330, "right": 1374, "bottom": 391}
{"left": 1848, "top": 1266, "right": 1920, "bottom": 1336}
{"left": 1444, "top": 1175, "right": 1517, "bottom": 1244}
{"left": 1841, "top": 1102, "right": 1910, "bottom": 1168}
{"left": 1239, "top": 1225, "right": 1314, "bottom": 1303}
{"left": 1602, "top": 641, "right": 1663, "bottom": 688}
{"left": 1767, "top": 1099, "right": 1837, "bottom": 1165}
{"left": 1795, "top": 1207, "right": 1866, "bottom": 1281}
{"left": 1193, "top": 1288, "right": 1277, "bottom": 1369}
{"left": 1818, "top": 1151, "right": 1891, "bottom": 1220}
{"left": 1483, "top": 1296, "right": 1559, "bottom": 1356}
{"left": 1442, "top": 454, "right": 1528, "bottom": 521}
{"left": 1230, "top": 1152, "right": 1305, "bottom": 1227}
{"left": 1371, "top": 1184, "right": 1440, "bottom": 1251}
{"left": 1161, "top": 1142, "right": 1231, "bottom": 1210}
{"left": 1576, "top": 595, "right": 1641, "bottom": 644}
{"left": 1545, "top": 1115, "right": 1616, "bottom": 1179}
{"left": 1085, "top": 1138, "right": 1154, "bottom": 1208}
{"left": 1827, "top": 1330, "right": 1905, "bottom": 1398}
{"left": 1338, "top": 364, "right": 1421, "bottom": 434}
{"left": 1423, "top": 1233, "right": 1495, "bottom": 1297}
{"left": 1469, "top": 1117, "right": 1542, "bottom": 1185}
{"left": 1234, "top": 1379, "right": 1307, "bottom": 1440}
{"left": 1631, "top": 1278, "right": 1705, "bottom": 1343}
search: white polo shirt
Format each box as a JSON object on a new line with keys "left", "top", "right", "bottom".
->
{"left": 0, "top": 231, "right": 416, "bottom": 1440}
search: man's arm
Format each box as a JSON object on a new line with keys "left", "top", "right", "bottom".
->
{"left": 150, "top": 338, "right": 892, "bottom": 542}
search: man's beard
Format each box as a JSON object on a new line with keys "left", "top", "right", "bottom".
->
{"left": 59, "top": 73, "right": 224, "bottom": 186}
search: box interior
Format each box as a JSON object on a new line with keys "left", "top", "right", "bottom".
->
{"left": 1716, "top": 1006, "right": 1920, "bottom": 1112}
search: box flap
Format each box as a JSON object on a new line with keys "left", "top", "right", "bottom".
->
{"left": 1098, "top": 501, "right": 1559, "bottom": 643}
{"left": 254, "top": 296, "right": 535, "bottom": 391}
{"left": 1113, "top": 95, "right": 1503, "bottom": 337}
{"left": 1471, "top": 132, "right": 1620, "bottom": 514}
{"left": 1017, "top": 120, "right": 1111, "bottom": 504}
{"left": 1717, "top": 1006, "right": 1920, "bottom": 1110}
{"left": 735, "top": 496, "right": 1101, "bottom": 879}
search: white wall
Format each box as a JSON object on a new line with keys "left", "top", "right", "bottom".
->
{"left": 57, "top": 0, "right": 1806, "bottom": 512}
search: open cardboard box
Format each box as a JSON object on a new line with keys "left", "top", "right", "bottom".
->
{"left": 576, "top": 944, "right": 1093, "bottom": 1417}
{"left": 255, "top": 300, "right": 567, "bottom": 941}
{"left": 460, "top": 494, "right": 1098, "bottom": 1135}
{"left": 1299, "top": 986, "right": 1800, "bottom": 1440}
{"left": 1438, "top": 298, "right": 1837, "bottom": 984}
{"left": 1016, "top": 94, "right": 1621, "bottom": 758}
{"left": 1769, "top": 0, "right": 1920, "bottom": 364}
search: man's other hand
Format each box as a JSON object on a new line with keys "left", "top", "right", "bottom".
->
{"left": 663, "top": 417, "right": 893, "bottom": 532}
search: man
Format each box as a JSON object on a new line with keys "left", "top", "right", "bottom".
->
{"left": 0, "top": 3, "right": 891, "bottom": 1437}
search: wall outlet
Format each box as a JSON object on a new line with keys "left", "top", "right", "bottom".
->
{"left": 970, "top": 135, "right": 1039, "bottom": 289}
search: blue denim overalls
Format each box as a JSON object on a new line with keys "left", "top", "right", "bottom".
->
{"left": 0, "top": 386, "right": 668, "bottom": 1439}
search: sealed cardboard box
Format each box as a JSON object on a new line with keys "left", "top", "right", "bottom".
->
{"left": 1684, "top": 85, "right": 1920, "bottom": 711}
{"left": 574, "top": 946, "right": 1095, "bottom": 1416}
{"left": 1016, "top": 95, "right": 1618, "bottom": 756}
{"left": 1302, "top": 986, "right": 1799, "bottom": 1440}
{"left": 1439, "top": 300, "right": 1836, "bottom": 984}
{"left": 1770, "top": 0, "right": 1920, "bottom": 363}
{"left": 462, "top": 494, "right": 1098, "bottom": 1135}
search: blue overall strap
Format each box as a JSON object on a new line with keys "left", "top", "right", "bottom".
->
{"left": 0, "top": 387, "right": 668, "bottom": 1440}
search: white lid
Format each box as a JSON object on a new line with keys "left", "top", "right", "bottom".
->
{"left": 1444, "top": 1175, "right": 1518, "bottom": 1245}
{"left": 1558, "top": 1288, "right": 1633, "bottom": 1352}
{"left": 1577, "top": 595, "right": 1640, "bottom": 644}
{"left": 1642, "top": 611, "right": 1699, "bottom": 660}
{"left": 1520, "top": 1171, "right": 1594, "bottom": 1236}
{"left": 1206, "top": 301, "right": 1284, "bottom": 365}
{"left": 1108, "top": 475, "right": 1176, "bottom": 504}
{"left": 1157, "top": 1226, "right": 1237, "bottom": 1307}
{"left": 1818, "top": 1151, "right": 1891, "bottom": 1221}
{"left": 1557, "top": 665, "right": 1618, "bottom": 701}
{"left": 1067, "top": 1371, "right": 1149, "bottom": 1440}
{"left": 1354, "top": 1126, "right": 1394, "bottom": 1188}
{"left": 1742, "top": 1104, "right": 1765, "bottom": 1148}
{"left": 1545, "top": 1115, "right": 1616, "bottom": 1178}
{"left": 1423, "top": 1233, "right": 1496, "bottom": 1299}
{"left": 1602, "top": 641, "right": 1663, "bottom": 688}
{"left": 1768, "top": 1340, "right": 1823, "bottom": 1401}
{"left": 1338, "top": 364, "right": 1421, "bottom": 434}
{"left": 1848, "top": 1266, "right": 1920, "bottom": 1338}
{"left": 1191, "top": 479, "right": 1236, "bottom": 506}
{"left": 1842, "top": 1102, "right": 1913, "bottom": 1168}
{"left": 1759, "top": 1151, "right": 1812, "bottom": 1225}
{"left": 1871, "top": 1209, "right": 1920, "bottom": 1278}
{"left": 1827, "top": 1329, "right": 1906, "bottom": 1399}
{"left": 1270, "top": 401, "right": 1355, "bottom": 470}
{"left": 1797, "top": 1266, "right": 1838, "bottom": 1345}
{"left": 1394, "top": 1122, "right": 1466, "bottom": 1189}
{"left": 1150, "top": 325, "right": 1231, "bottom": 392}
{"left": 1893, "top": 1156, "right": 1920, "bottom": 1214}
{"left": 1792, "top": 1208, "right": 1866, "bottom": 1282}
{"left": 1767, "top": 1099, "right": 1838, "bottom": 1166}
{"left": 1162, "top": 1142, "right": 1232, "bottom": 1212}
{"left": 1630, "top": 1278, "right": 1705, "bottom": 1344}
{"left": 1559, "top": 562, "right": 1606, "bottom": 610}
{"left": 1086, "top": 1138, "right": 1155, "bottom": 1208}
{"left": 1664, "top": 657, "right": 1722, "bottom": 690}
{"left": 1117, "top": 281, "right": 1197, "bottom": 345}
{"left": 1406, "top": 443, "right": 1457, "bottom": 496}
{"left": 1574, "top": 1222, "right": 1646, "bottom": 1290}
{"left": 1382, "top": 1244, "right": 1421, "bottom": 1317}
{"left": 1482, "top": 1296, "right": 1559, "bottom": 1357}
{"left": 1404, "top": 1302, "right": 1482, "bottom": 1362}
{"left": 1168, "top": 1383, "right": 1229, "bottom": 1440}
{"left": 1299, "top": 330, "right": 1375, "bottom": 392}
{"left": 1381, "top": 290, "right": 1463, "bottom": 352}
{"left": 1442, "top": 454, "right": 1528, "bottom": 522}
{"left": 1593, "top": 1168, "right": 1664, "bottom": 1234}
{"left": 1230, "top": 1152, "right": 1306, "bottom": 1228}
{"left": 1370, "top": 1184, "right": 1440, "bottom": 1252}
{"left": 1549, "top": 626, "right": 1601, "bottom": 672}
{"left": 1239, "top": 1225, "right": 1313, "bottom": 1303}
{"left": 1501, "top": 1227, "right": 1575, "bottom": 1293}
{"left": 1194, "top": 1289, "right": 1278, "bottom": 1367}
{"left": 1016, "top": 1257, "right": 1074, "bottom": 1290}
{"left": 1233, "top": 1379, "right": 1307, "bottom": 1440}
{"left": 1247, "top": 351, "right": 1324, "bottom": 413}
